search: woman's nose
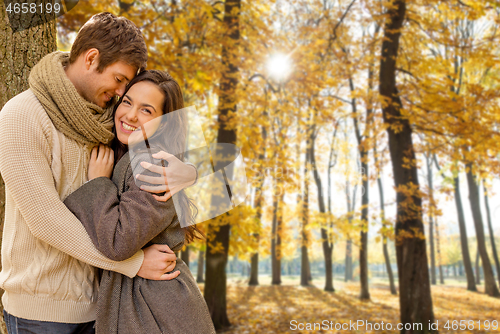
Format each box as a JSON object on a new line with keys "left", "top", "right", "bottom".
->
{"left": 126, "top": 109, "right": 138, "bottom": 122}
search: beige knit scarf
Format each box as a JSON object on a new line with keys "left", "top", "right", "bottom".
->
{"left": 29, "top": 51, "right": 115, "bottom": 145}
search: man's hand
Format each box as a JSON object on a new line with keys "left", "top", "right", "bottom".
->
{"left": 88, "top": 144, "right": 114, "bottom": 180}
{"left": 137, "top": 244, "right": 180, "bottom": 280}
{"left": 135, "top": 151, "right": 196, "bottom": 202}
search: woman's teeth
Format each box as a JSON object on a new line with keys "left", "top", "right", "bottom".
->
{"left": 122, "top": 122, "right": 137, "bottom": 131}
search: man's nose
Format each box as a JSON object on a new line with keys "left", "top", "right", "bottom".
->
{"left": 116, "top": 84, "right": 126, "bottom": 97}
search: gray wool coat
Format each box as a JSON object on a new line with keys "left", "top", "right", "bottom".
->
{"left": 64, "top": 152, "right": 215, "bottom": 334}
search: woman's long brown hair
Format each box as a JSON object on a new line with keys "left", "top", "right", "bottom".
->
{"left": 111, "top": 70, "right": 202, "bottom": 243}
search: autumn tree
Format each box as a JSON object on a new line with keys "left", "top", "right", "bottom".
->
{"left": 204, "top": 0, "right": 241, "bottom": 329}
{"left": 378, "top": 0, "right": 436, "bottom": 331}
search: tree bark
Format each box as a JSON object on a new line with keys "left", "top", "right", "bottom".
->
{"left": 181, "top": 245, "right": 190, "bottom": 267}
{"left": 435, "top": 218, "right": 444, "bottom": 285}
{"left": 475, "top": 247, "right": 481, "bottom": 285}
{"left": 249, "top": 104, "right": 268, "bottom": 286}
{"left": 197, "top": 250, "right": 205, "bottom": 283}
{"left": 379, "top": 0, "right": 436, "bottom": 331}
{"left": 271, "top": 178, "right": 283, "bottom": 285}
{"left": 344, "top": 179, "right": 356, "bottom": 282}
{"left": 300, "top": 121, "right": 312, "bottom": 287}
{"left": 309, "top": 122, "right": 334, "bottom": 291}
{"left": 204, "top": 0, "right": 241, "bottom": 329}
{"left": 377, "top": 176, "right": 397, "bottom": 295}
{"left": 349, "top": 77, "right": 370, "bottom": 300}
{"left": 465, "top": 165, "right": 499, "bottom": 297}
{"left": 453, "top": 175, "right": 477, "bottom": 291}
{"left": 0, "top": 3, "right": 56, "bottom": 333}
{"left": 483, "top": 185, "right": 500, "bottom": 287}
{"left": 425, "top": 155, "right": 436, "bottom": 285}
{"left": 433, "top": 156, "right": 476, "bottom": 291}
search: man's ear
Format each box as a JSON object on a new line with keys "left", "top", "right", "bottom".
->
{"left": 83, "top": 48, "right": 100, "bottom": 70}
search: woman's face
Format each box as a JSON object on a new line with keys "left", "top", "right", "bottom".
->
{"left": 114, "top": 81, "right": 165, "bottom": 145}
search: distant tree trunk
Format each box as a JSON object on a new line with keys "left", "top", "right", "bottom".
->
{"left": 425, "top": 155, "right": 436, "bottom": 285}
{"left": 435, "top": 218, "right": 444, "bottom": 285}
{"left": 249, "top": 186, "right": 262, "bottom": 286}
{"left": 249, "top": 104, "right": 268, "bottom": 286}
{"left": 197, "top": 250, "right": 205, "bottom": 283}
{"left": 249, "top": 182, "right": 265, "bottom": 286}
{"left": 483, "top": 185, "right": 500, "bottom": 287}
{"left": 349, "top": 76, "right": 371, "bottom": 300}
{"left": 0, "top": 4, "right": 57, "bottom": 333}
{"left": 300, "top": 120, "right": 312, "bottom": 287}
{"left": 425, "top": 154, "right": 436, "bottom": 285}
{"left": 344, "top": 179, "right": 356, "bottom": 282}
{"left": 475, "top": 247, "right": 481, "bottom": 285}
{"left": 465, "top": 165, "right": 499, "bottom": 297}
{"left": 376, "top": 175, "right": 397, "bottom": 295}
{"left": 453, "top": 175, "right": 477, "bottom": 291}
{"left": 271, "top": 178, "right": 283, "bottom": 285}
{"left": 181, "top": 246, "right": 190, "bottom": 267}
{"left": 204, "top": 0, "right": 241, "bottom": 329}
{"left": 345, "top": 239, "right": 353, "bottom": 282}
{"left": 379, "top": 0, "right": 436, "bottom": 331}
{"left": 309, "top": 121, "right": 334, "bottom": 291}
{"left": 433, "top": 156, "right": 476, "bottom": 291}
{"left": 325, "top": 126, "right": 338, "bottom": 292}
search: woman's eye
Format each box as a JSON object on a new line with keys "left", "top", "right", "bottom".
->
{"left": 142, "top": 108, "right": 152, "bottom": 114}
{"left": 123, "top": 100, "right": 131, "bottom": 105}
{"left": 116, "top": 77, "right": 122, "bottom": 83}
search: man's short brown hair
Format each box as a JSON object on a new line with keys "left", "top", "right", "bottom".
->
{"left": 69, "top": 12, "right": 147, "bottom": 72}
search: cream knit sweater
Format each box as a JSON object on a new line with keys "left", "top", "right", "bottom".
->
{"left": 0, "top": 90, "right": 144, "bottom": 323}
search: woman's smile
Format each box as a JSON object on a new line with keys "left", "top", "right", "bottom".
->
{"left": 114, "top": 81, "right": 164, "bottom": 145}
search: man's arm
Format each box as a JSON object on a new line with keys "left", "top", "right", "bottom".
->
{"left": 0, "top": 102, "right": 145, "bottom": 277}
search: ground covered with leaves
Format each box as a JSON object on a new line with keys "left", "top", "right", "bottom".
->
{"left": 200, "top": 278, "right": 500, "bottom": 333}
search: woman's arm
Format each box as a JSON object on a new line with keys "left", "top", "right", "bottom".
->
{"left": 64, "top": 171, "right": 178, "bottom": 261}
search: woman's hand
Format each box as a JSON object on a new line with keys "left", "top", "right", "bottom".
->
{"left": 88, "top": 144, "right": 114, "bottom": 180}
{"left": 135, "top": 151, "right": 196, "bottom": 202}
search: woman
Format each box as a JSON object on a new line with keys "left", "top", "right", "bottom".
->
{"left": 63, "top": 70, "right": 215, "bottom": 334}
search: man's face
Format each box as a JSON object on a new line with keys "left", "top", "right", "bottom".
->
{"left": 81, "top": 60, "right": 137, "bottom": 108}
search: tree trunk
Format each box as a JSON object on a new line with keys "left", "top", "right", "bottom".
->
{"left": 0, "top": 4, "right": 56, "bottom": 333}
{"left": 433, "top": 156, "right": 476, "bottom": 291}
{"left": 197, "top": 250, "right": 205, "bottom": 283}
{"left": 349, "top": 76, "right": 371, "bottom": 300}
{"left": 435, "top": 218, "right": 444, "bottom": 285}
{"left": 310, "top": 123, "right": 334, "bottom": 291}
{"left": 181, "top": 246, "right": 190, "bottom": 267}
{"left": 379, "top": 0, "right": 436, "bottom": 331}
{"left": 465, "top": 165, "right": 499, "bottom": 296}
{"left": 358, "top": 153, "right": 370, "bottom": 299}
{"left": 483, "top": 185, "right": 500, "bottom": 287}
{"left": 249, "top": 183, "right": 264, "bottom": 286}
{"left": 300, "top": 125, "right": 311, "bottom": 287}
{"left": 249, "top": 104, "right": 268, "bottom": 286}
{"left": 204, "top": 0, "right": 241, "bottom": 329}
{"left": 271, "top": 178, "right": 283, "bottom": 285}
{"left": 377, "top": 176, "right": 397, "bottom": 295}
{"left": 453, "top": 175, "right": 477, "bottom": 291}
{"left": 475, "top": 247, "right": 481, "bottom": 285}
{"left": 426, "top": 155, "right": 436, "bottom": 285}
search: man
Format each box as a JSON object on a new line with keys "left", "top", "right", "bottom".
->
{"left": 0, "top": 12, "right": 196, "bottom": 333}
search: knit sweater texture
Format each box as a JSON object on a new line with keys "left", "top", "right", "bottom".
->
{"left": 0, "top": 89, "right": 144, "bottom": 323}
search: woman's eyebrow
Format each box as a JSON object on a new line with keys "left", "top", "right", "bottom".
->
{"left": 141, "top": 103, "right": 157, "bottom": 113}
{"left": 124, "top": 95, "right": 157, "bottom": 113}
